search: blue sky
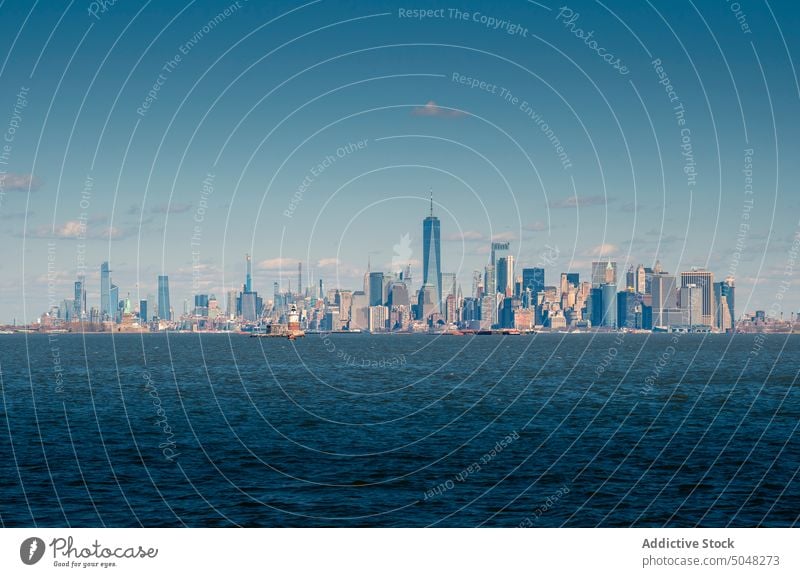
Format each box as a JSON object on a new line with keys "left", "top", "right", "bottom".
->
{"left": 0, "top": 0, "right": 798, "bottom": 322}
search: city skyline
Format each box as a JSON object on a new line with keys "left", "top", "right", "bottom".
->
{"left": 24, "top": 196, "right": 787, "bottom": 335}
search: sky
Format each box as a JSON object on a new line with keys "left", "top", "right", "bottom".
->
{"left": 0, "top": 0, "right": 798, "bottom": 323}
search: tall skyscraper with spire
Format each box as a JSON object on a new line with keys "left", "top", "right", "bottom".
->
{"left": 245, "top": 254, "right": 252, "bottom": 293}
{"left": 363, "top": 256, "right": 371, "bottom": 298}
{"left": 100, "top": 262, "right": 111, "bottom": 320}
{"left": 422, "top": 189, "right": 442, "bottom": 311}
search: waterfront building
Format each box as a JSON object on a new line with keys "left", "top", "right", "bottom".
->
{"left": 522, "top": 267, "right": 545, "bottom": 296}
{"left": 369, "top": 272, "right": 386, "bottom": 306}
{"left": 714, "top": 277, "right": 735, "bottom": 331}
{"left": 679, "top": 284, "right": 703, "bottom": 327}
{"left": 110, "top": 284, "right": 120, "bottom": 323}
{"left": 680, "top": 269, "right": 715, "bottom": 327}
{"left": 194, "top": 294, "right": 209, "bottom": 317}
{"left": 601, "top": 283, "right": 617, "bottom": 328}
{"left": 74, "top": 277, "right": 86, "bottom": 319}
{"left": 651, "top": 272, "right": 678, "bottom": 327}
{"left": 496, "top": 256, "right": 514, "bottom": 297}
{"left": 336, "top": 290, "right": 353, "bottom": 324}
{"left": 240, "top": 291, "right": 262, "bottom": 322}
{"left": 368, "top": 305, "right": 389, "bottom": 332}
{"left": 635, "top": 264, "right": 647, "bottom": 294}
{"left": 100, "top": 262, "right": 111, "bottom": 320}
{"left": 617, "top": 290, "right": 641, "bottom": 329}
{"left": 226, "top": 290, "right": 237, "bottom": 320}
{"left": 349, "top": 291, "right": 369, "bottom": 330}
{"left": 417, "top": 283, "right": 439, "bottom": 322}
{"left": 441, "top": 272, "right": 457, "bottom": 300}
{"left": 388, "top": 282, "right": 410, "bottom": 308}
{"left": 323, "top": 308, "right": 340, "bottom": 331}
{"left": 157, "top": 275, "right": 171, "bottom": 320}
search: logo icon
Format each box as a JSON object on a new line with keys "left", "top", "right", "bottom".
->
{"left": 20, "top": 537, "right": 45, "bottom": 565}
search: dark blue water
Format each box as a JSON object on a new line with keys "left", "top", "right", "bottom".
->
{"left": 0, "top": 333, "right": 797, "bottom": 527}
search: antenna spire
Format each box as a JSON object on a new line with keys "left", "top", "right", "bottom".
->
{"left": 429, "top": 188, "right": 433, "bottom": 217}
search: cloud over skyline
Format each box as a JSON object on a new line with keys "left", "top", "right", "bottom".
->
{"left": 411, "top": 101, "right": 467, "bottom": 118}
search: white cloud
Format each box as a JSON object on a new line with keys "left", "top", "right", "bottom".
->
{"left": 0, "top": 172, "right": 41, "bottom": 191}
{"left": 411, "top": 100, "right": 466, "bottom": 118}
{"left": 26, "top": 220, "right": 132, "bottom": 240}
{"left": 316, "top": 258, "right": 341, "bottom": 268}
{"left": 257, "top": 257, "right": 298, "bottom": 271}
{"left": 584, "top": 243, "right": 618, "bottom": 257}
{"left": 490, "top": 231, "right": 517, "bottom": 242}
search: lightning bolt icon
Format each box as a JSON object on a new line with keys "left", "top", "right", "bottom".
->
{"left": 28, "top": 540, "right": 38, "bottom": 561}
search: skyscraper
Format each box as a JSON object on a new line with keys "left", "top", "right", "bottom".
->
{"left": 559, "top": 273, "right": 570, "bottom": 295}
{"left": 417, "top": 283, "right": 439, "bottom": 322}
{"left": 496, "top": 256, "right": 514, "bottom": 297}
{"left": 369, "top": 272, "right": 385, "bottom": 306}
{"left": 490, "top": 242, "right": 510, "bottom": 269}
{"left": 157, "top": 275, "right": 171, "bottom": 320}
{"left": 490, "top": 241, "right": 510, "bottom": 294}
{"left": 723, "top": 276, "right": 735, "bottom": 327}
{"left": 387, "top": 282, "right": 410, "bottom": 308}
{"left": 522, "top": 268, "right": 545, "bottom": 296}
{"left": 226, "top": 289, "right": 237, "bottom": 319}
{"left": 194, "top": 294, "right": 209, "bottom": 317}
{"left": 635, "top": 264, "right": 646, "bottom": 294}
{"left": 441, "top": 272, "right": 457, "bottom": 300}
{"left": 625, "top": 266, "right": 636, "bottom": 291}
{"left": 592, "top": 260, "right": 617, "bottom": 287}
{"left": 601, "top": 283, "right": 617, "bottom": 328}
{"left": 350, "top": 291, "right": 369, "bottom": 330}
{"left": 617, "top": 291, "right": 641, "bottom": 329}
{"left": 483, "top": 264, "right": 497, "bottom": 326}
{"left": 652, "top": 273, "right": 678, "bottom": 327}
{"left": 245, "top": 254, "right": 252, "bottom": 293}
{"left": 100, "top": 262, "right": 111, "bottom": 320}
{"left": 484, "top": 265, "right": 496, "bottom": 297}
{"left": 240, "top": 291, "right": 262, "bottom": 322}
{"left": 368, "top": 306, "right": 389, "bottom": 332}
{"left": 363, "top": 257, "right": 371, "bottom": 298}
{"left": 297, "top": 261, "right": 302, "bottom": 297}
{"left": 422, "top": 190, "right": 442, "bottom": 311}
{"left": 680, "top": 269, "right": 715, "bottom": 327}
{"left": 73, "top": 276, "right": 86, "bottom": 320}
{"left": 714, "top": 277, "right": 735, "bottom": 331}
{"left": 679, "top": 284, "right": 702, "bottom": 327}
{"left": 472, "top": 270, "right": 482, "bottom": 298}
{"left": 109, "top": 284, "right": 119, "bottom": 323}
